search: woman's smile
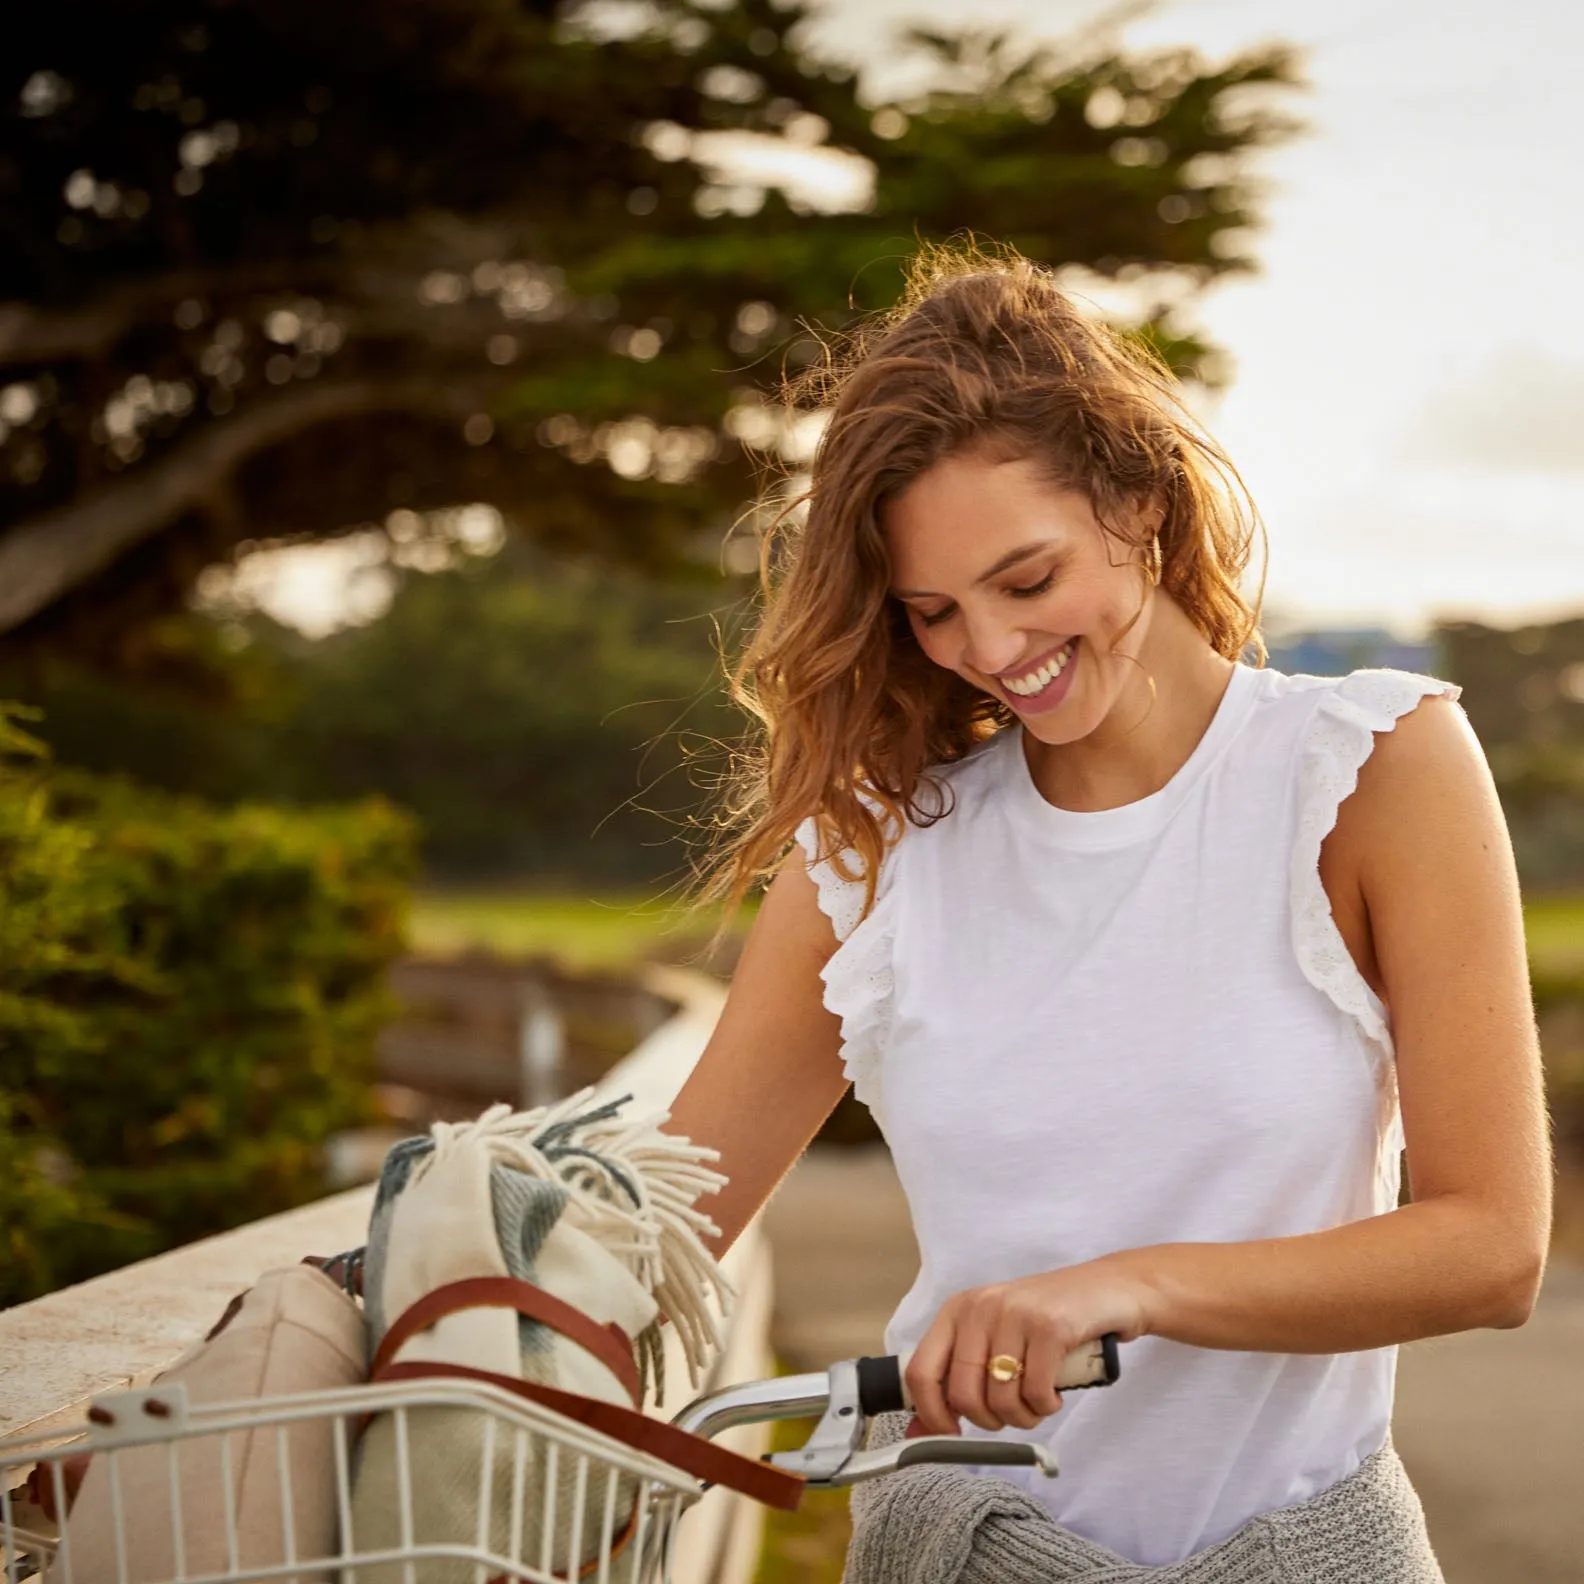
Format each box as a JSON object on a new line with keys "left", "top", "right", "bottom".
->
{"left": 996, "top": 636, "right": 1079, "bottom": 711}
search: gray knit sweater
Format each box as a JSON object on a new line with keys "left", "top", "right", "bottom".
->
{"left": 843, "top": 1415, "right": 1445, "bottom": 1584}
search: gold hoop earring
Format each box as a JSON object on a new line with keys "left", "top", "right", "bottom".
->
{"left": 1147, "top": 535, "right": 1163, "bottom": 587}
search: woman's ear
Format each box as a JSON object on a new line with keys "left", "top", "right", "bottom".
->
{"left": 1130, "top": 492, "right": 1168, "bottom": 537}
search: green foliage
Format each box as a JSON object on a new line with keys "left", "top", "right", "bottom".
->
{"left": 272, "top": 556, "right": 741, "bottom": 878}
{"left": 755, "top": 1393, "right": 851, "bottom": 1583}
{"left": 1531, "top": 956, "right": 1584, "bottom": 1156}
{"left": 1525, "top": 894, "right": 1584, "bottom": 978}
{"left": 0, "top": 706, "right": 416, "bottom": 1305}
{"left": 7, "top": 552, "right": 746, "bottom": 883}
{"left": 409, "top": 888, "right": 752, "bottom": 972}
{"left": 1493, "top": 745, "right": 1584, "bottom": 890}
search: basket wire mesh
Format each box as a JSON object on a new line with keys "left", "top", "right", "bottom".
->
{"left": 1, "top": 1377, "right": 702, "bottom": 1584}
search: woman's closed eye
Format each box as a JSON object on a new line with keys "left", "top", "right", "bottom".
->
{"left": 914, "top": 569, "right": 1061, "bottom": 626}
{"left": 907, "top": 562, "right": 1063, "bottom": 628}
{"left": 1009, "top": 569, "right": 1059, "bottom": 600}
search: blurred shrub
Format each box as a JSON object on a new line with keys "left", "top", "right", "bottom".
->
{"left": 1439, "top": 618, "right": 1584, "bottom": 890}
{"left": 1488, "top": 743, "right": 1584, "bottom": 890}
{"left": 0, "top": 705, "right": 416, "bottom": 1306}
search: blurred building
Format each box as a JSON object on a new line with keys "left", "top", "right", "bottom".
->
{"left": 1264, "top": 626, "right": 1439, "bottom": 677}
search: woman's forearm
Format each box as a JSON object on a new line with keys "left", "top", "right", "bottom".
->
{"left": 1114, "top": 1196, "right": 1545, "bottom": 1354}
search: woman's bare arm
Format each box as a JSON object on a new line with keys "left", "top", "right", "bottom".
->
{"left": 666, "top": 856, "right": 851, "bottom": 1256}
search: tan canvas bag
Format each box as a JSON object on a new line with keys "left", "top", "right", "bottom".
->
{"left": 55, "top": 1263, "right": 366, "bottom": 1583}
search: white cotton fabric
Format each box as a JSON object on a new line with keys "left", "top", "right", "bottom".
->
{"left": 795, "top": 665, "right": 1460, "bottom": 1569}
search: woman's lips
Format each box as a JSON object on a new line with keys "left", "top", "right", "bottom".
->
{"left": 999, "top": 637, "right": 1079, "bottom": 714}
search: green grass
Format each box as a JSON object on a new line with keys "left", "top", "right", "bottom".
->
{"left": 1524, "top": 895, "right": 1584, "bottom": 978}
{"left": 408, "top": 886, "right": 754, "bottom": 971}
{"left": 409, "top": 887, "right": 1584, "bottom": 979}
{"left": 753, "top": 1408, "right": 853, "bottom": 1584}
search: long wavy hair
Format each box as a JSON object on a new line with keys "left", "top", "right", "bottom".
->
{"left": 703, "top": 242, "right": 1264, "bottom": 919}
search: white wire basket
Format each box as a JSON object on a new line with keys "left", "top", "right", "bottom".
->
{"left": 1, "top": 1375, "right": 705, "bottom": 1584}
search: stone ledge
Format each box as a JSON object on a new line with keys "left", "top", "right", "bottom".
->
{"left": 0, "top": 1186, "right": 375, "bottom": 1441}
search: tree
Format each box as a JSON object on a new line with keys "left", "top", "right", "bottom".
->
{"left": 1, "top": 0, "right": 1300, "bottom": 658}
{"left": 264, "top": 548, "right": 743, "bottom": 880}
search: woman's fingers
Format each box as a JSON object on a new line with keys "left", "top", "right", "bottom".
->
{"left": 943, "top": 1305, "right": 1000, "bottom": 1432}
{"left": 909, "top": 1288, "right": 1074, "bottom": 1433}
{"left": 904, "top": 1306, "right": 962, "bottom": 1435}
{"left": 1018, "top": 1328, "right": 1067, "bottom": 1421}
{"left": 985, "top": 1318, "right": 1059, "bottom": 1430}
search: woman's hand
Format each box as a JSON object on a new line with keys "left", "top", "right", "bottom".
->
{"left": 905, "top": 1254, "right": 1154, "bottom": 1435}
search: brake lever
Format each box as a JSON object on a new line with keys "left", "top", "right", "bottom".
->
{"left": 784, "top": 1433, "right": 1060, "bottom": 1489}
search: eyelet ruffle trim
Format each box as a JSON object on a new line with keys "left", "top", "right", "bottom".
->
{"left": 795, "top": 818, "right": 895, "bottom": 1119}
{"left": 1290, "top": 670, "right": 1461, "bottom": 1056}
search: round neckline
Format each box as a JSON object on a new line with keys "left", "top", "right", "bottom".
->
{"left": 1002, "top": 662, "right": 1261, "bottom": 850}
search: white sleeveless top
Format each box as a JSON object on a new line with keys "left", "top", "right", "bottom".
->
{"left": 796, "top": 665, "right": 1460, "bottom": 1567}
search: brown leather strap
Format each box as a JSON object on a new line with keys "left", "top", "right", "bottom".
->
{"left": 374, "top": 1278, "right": 641, "bottom": 1406}
{"left": 375, "top": 1360, "right": 805, "bottom": 1512}
{"left": 25, "top": 1453, "right": 91, "bottom": 1521}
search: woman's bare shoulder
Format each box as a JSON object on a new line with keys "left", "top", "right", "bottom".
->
{"left": 1336, "top": 691, "right": 1493, "bottom": 851}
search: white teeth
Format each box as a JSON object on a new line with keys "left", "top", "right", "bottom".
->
{"left": 1005, "top": 641, "right": 1074, "bottom": 697}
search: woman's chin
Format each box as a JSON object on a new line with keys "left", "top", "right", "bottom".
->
{"left": 1021, "top": 708, "right": 1097, "bottom": 748}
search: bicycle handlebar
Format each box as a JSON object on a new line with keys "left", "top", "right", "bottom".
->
{"left": 673, "top": 1336, "right": 1120, "bottom": 1491}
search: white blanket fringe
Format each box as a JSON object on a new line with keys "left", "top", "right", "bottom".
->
{"left": 415, "top": 1091, "right": 732, "bottom": 1389}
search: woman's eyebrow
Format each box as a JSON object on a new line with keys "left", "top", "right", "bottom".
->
{"left": 892, "top": 541, "right": 1054, "bottom": 599}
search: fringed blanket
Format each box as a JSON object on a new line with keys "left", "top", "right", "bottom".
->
{"left": 351, "top": 1092, "right": 729, "bottom": 1581}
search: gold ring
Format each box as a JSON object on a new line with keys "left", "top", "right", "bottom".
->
{"left": 987, "top": 1354, "right": 1024, "bottom": 1383}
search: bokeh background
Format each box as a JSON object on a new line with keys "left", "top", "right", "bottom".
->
{"left": 2, "top": 2, "right": 1581, "bottom": 1578}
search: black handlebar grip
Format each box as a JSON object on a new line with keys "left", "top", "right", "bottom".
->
{"left": 855, "top": 1355, "right": 909, "bottom": 1416}
{"left": 1099, "top": 1332, "right": 1121, "bottom": 1385}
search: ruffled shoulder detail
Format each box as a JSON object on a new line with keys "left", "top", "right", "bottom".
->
{"left": 1289, "top": 669, "right": 1462, "bottom": 1052}
{"left": 795, "top": 818, "right": 900, "bottom": 1119}
{"left": 795, "top": 817, "right": 874, "bottom": 944}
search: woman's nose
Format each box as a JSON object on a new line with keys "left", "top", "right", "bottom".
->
{"left": 959, "top": 611, "right": 1027, "bottom": 679}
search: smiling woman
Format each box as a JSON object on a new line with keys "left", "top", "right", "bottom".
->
{"left": 705, "top": 242, "right": 1262, "bottom": 913}
{"left": 668, "top": 243, "right": 1549, "bottom": 1579}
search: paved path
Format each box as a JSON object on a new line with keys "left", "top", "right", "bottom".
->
{"left": 762, "top": 1146, "right": 1584, "bottom": 1582}
{"left": 1393, "top": 1258, "right": 1584, "bottom": 1583}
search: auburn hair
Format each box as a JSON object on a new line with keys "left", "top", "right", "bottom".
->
{"left": 703, "top": 241, "right": 1264, "bottom": 919}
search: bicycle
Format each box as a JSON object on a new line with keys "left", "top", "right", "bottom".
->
{"left": 1, "top": 1338, "right": 1116, "bottom": 1583}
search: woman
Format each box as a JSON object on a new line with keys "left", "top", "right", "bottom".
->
{"left": 666, "top": 247, "right": 1551, "bottom": 1579}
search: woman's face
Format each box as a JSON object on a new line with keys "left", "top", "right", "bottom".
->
{"left": 882, "top": 447, "right": 1158, "bottom": 747}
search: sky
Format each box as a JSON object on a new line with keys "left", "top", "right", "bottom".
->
{"left": 811, "top": 0, "right": 1584, "bottom": 634}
